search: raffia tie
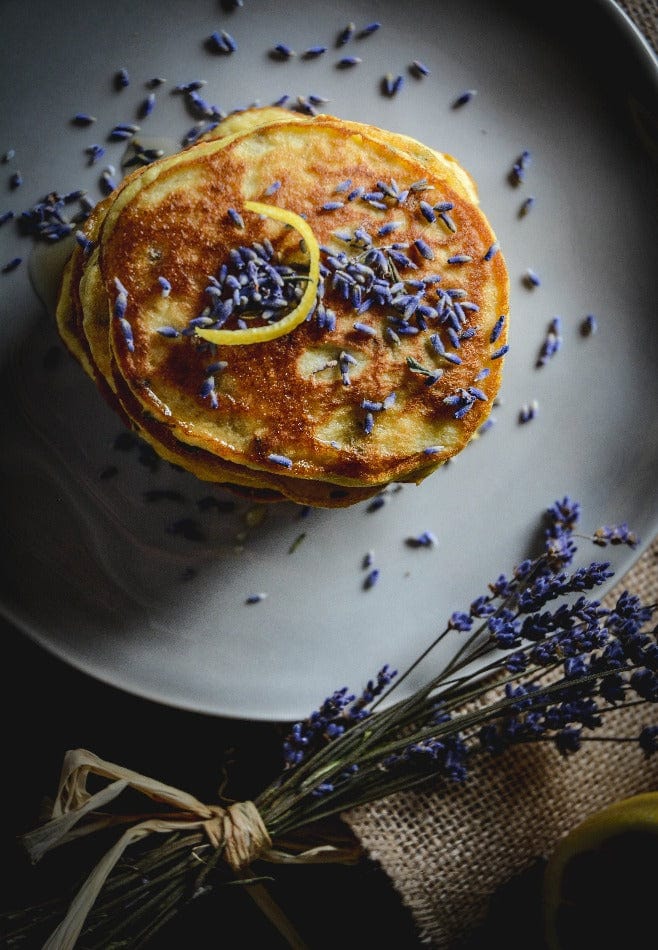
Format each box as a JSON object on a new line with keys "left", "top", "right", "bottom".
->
{"left": 20, "top": 749, "right": 354, "bottom": 950}
{"left": 203, "top": 800, "right": 272, "bottom": 870}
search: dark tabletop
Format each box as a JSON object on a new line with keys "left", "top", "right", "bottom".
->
{"left": 1, "top": 612, "right": 426, "bottom": 948}
{"left": 2, "top": 610, "right": 553, "bottom": 948}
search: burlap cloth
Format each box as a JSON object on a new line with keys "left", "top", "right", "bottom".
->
{"left": 343, "top": 12, "right": 657, "bottom": 940}
{"left": 343, "top": 533, "right": 658, "bottom": 945}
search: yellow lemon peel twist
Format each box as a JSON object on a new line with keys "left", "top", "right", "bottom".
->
{"left": 195, "top": 200, "right": 320, "bottom": 346}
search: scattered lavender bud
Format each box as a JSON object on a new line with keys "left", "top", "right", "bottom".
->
{"left": 358, "top": 22, "right": 381, "bottom": 38}
{"left": 390, "top": 74, "right": 405, "bottom": 95}
{"left": 438, "top": 210, "right": 457, "bottom": 232}
{"left": 109, "top": 123, "right": 140, "bottom": 141}
{"left": 1, "top": 149, "right": 15, "bottom": 163}
{"left": 592, "top": 523, "right": 639, "bottom": 548}
{"left": 414, "top": 238, "right": 434, "bottom": 260}
{"left": 419, "top": 200, "right": 436, "bottom": 223}
{"left": 337, "top": 22, "right": 355, "bottom": 46}
{"left": 406, "top": 530, "right": 438, "bottom": 548}
{"left": 523, "top": 268, "right": 541, "bottom": 288}
{"left": 85, "top": 144, "right": 106, "bottom": 164}
{"left": 580, "top": 314, "right": 598, "bottom": 336}
{"left": 302, "top": 45, "right": 327, "bottom": 58}
{"left": 115, "top": 67, "right": 130, "bottom": 90}
{"left": 336, "top": 56, "right": 362, "bottom": 68}
{"left": 208, "top": 30, "right": 237, "bottom": 53}
{"left": 173, "top": 80, "right": 207, "bottom": 93}
{"left": 208, "top": 31, "right": 227, "bottom": 52}
{"left": 74, "top": 230, "right": 94, "bottom": 254}
{"left": 228, "top": 207, "right": 245, "bottom": 228}
{"left": 453, "top": 89, "right": 477, "bottom": 108}
{"left": 519, "top": 196, "right": 536, "bottom": 217}
{"left": 200, "top": 375, "right": 218, "bottom": 408}
{"left": 268, "top": 453, "right": 293, "bottom": 469}
{"left": 378, "top": 220, "right": 402, "bottom": 236}
{"left": 118, "top": 317, "right": 134, "bottom": 351}
{"left": 410, "top": 60, "right": 430, "bottom": 77}
{"left": 221, "top": 30, "right": 237, "bottom": 52}
{"left": 2, "top": 257, "right": 22, "bottom": 273}
{"left": 100, "top": 169, "right": 117, "bottom": 195}
{"left": 72, "top": 113, "right": 96, "bottom": 126}
{"left": 537, "top": 317, "right": 562, "bottom": 367}
{"left": 295, "top": 95, "right": 317, "bottom": 115}
{"left": 245, "top": 592, "right": 268, "bottom": 604}
{"left": 519, "top": 399, "right": 539, "bottom": 423}
{"left": 0, "top": 210, "right": 14, "bottom": 226}
{"left": 271, "top": 43, "right": 295, "bottom": 59}
{"left": 139, "top": 93, "right": 156, "bottom": 118}
{"left": 490, "top": 315, "right": 506, "bottom": 343}
{"left": 9, "top": 171, "right": 22, "bottom": 189}
{"left": 363, "top": 568, "right": 380, "bottom": 590}
{"left": 509, "top": 150, "right": 531, "bottom": 185}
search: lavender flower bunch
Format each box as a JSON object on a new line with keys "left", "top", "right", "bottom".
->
{"left": 3, "top": 499, "right": 656, "bottom": 948}
{"left": 257, "top": 498, "right": 656, "bottom": 838}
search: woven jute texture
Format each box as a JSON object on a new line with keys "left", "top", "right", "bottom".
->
{"left": 618, "top": 0, "right": 658, "bottom": 51}
{"left": 343, "top": 533, "right": 658, "bottom": 946}
{"left": 344, "top": 8, "right": 657, "bottom": 934}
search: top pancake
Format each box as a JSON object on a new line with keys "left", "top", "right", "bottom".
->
{"left": 61, "top": 109, "right": 510, "bottom": 503}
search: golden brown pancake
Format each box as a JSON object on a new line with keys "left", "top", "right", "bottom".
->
{"left": 58, "top": 108, "right": 510, "bottom": 507}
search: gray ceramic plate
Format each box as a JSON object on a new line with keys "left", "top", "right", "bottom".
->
{"left": 1, "top": 0, "right": 656, "bottom": 720}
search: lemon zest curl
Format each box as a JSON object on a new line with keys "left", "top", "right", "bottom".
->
{"left": 195, "top": 200, "right": 320, "bottom": 346}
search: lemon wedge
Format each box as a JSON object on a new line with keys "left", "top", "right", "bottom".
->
{"left": 195, "top": 200, "right": 320, "bottom": 346}
{"left": 543, "top": 791, "right": 658, "bottom": 950}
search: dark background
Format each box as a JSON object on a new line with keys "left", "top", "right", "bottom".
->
{"left": 0, "top": 614, "right": 549, "bottom": 949}
{"left": 0, "top": 613, "right": 421, "bottom": 948}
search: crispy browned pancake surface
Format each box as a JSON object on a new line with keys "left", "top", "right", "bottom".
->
{"left": 57, "top": 108, "right": 510, "bottom": 507}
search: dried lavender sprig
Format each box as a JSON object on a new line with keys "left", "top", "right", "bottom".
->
{"left": 263, "top": 598, "right": 656, "bottom": 835}
{"left": 361, "top": 500, "right": 635, "bottom": 715}
{"left": 261, "top": 505, "right": 593, "bottom": 809}
{"left": 5, "top": 503, "right": 655, "bottom": 948}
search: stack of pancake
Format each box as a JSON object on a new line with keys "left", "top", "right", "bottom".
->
{"left": 55, "top": 106, "right": 510, "bottom": 507}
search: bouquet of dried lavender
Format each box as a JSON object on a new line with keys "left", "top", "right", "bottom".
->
{"left": 3, "top": 498, "right": 656, "bottom": 949}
